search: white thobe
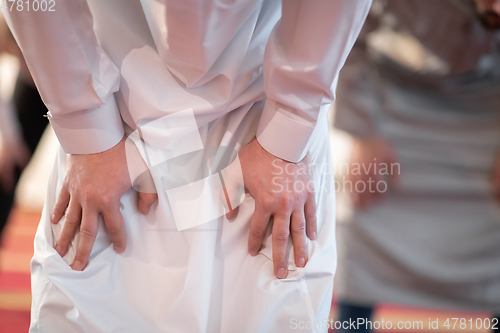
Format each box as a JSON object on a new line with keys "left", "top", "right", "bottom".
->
{"left": 3, "top": 0, "right": 370, "bottom": 332}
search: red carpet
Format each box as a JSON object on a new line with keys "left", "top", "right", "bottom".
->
{"left": 0, "top": 209, "right": 38, "bottom": 333}
{"left": 0, "top": 309, "right": 30, "bottom": 332}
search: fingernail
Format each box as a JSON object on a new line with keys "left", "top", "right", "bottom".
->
{"left": 297, "top": 257, "right": 306, "bottom": 267}
{"left": 55, "top": 245, "right": 62, "bottom": 256}
{"left": 277, "top": 268, "right": 287, "bottom": 279}
{"left": 51, "top": 214, "right": 55, "bottom": 223}
{"left": 311, "top": 232, "right": 317, "bottom": 241}
{"left": 72, "top": 260, "right": 83, "bottom": 271}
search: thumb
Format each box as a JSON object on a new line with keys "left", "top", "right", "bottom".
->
{"left": 138, "top": 192, "right": 158, "bottom": 215}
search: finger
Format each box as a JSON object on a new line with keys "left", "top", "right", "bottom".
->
{"left": 304, "top": 194, "right": 317, "bottom": 241}
{"left": 55, "top": 199, "right": 82, "bottom": 257}
{"left": 102, "top": 204, "right": 126, "bottom": 253}
{"left": 291, "top": 210, "right": 308, "bottom": 268}
{"left": 71, "top": 209, "right": 98, "bottom": 271}
{"left": 248, "top": 203, "right": 271, "bottom": 256}
{"left": 137, "top": 192, "right": 158, "bottom": 215}
{"left": 272, "top": 213, "right": 291, "bottom": 279}
{"left": 52, "top": 183, "right": 70, "bottom": 224}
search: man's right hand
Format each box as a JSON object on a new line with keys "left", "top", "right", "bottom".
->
{"left": 51, "top": 136, "right": 158, "bottom": 271}
{"left": 225, "top": 139, "right": 317, "bottom": 279}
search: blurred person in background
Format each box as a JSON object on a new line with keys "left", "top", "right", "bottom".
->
{"left": 0, "top": 16, "right": 48, "bottom": 243}
{"left": 334, "top": 0, "right": 500, "bottom": 331}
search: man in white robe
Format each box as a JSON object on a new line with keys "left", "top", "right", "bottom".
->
{"left": 2, "top": 0, "right": 371, "bottom": 332}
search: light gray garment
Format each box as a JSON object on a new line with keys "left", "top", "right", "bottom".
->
{"left": 334, "top": 0, "right": 500, "bottom": 312}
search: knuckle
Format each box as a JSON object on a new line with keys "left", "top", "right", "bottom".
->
{"left": 100, "top": 195, "right": 114, "bottom": 208}
{"left": 307, "top": 216, "right": 317, "bottom": 227}
{"left": 274, "top": 260, "right": 287, "bottom": 268}
{"left": 75, "top": 248, "right": 88, "bottom": 260}
{"left": 82, "top": 189, "right": 96, "bottom": 206}
{"left": 79, "top": 226, "right": 96, "bottom": 239}
{"left": 260, "top": 198, "right": 275, "bottom": 212}
{"left": 250, "top": 227, "right": 266, "bottom": 239}
{"left": 292, "top": 222, "right": 306, "bottom": 234}
{"left": 295, "top": 244, "right": 308, "bottom": 254}
{"left": 64, "top": 214, "right": 77, "bottom": 226}
{"left": 274, "top": 230, "right": 289, "bottom": 243}
{"left": 279, "top": 195, "right": 293, "bottom": 210}
{"left": 106, "top": 224, "right": 122, "bottom": 237}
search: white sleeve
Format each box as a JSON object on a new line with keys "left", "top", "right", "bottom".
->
{"left": 256, "top": 0, "right": 372, "bottom": 163}
{"left": 2, "top": 0, "right": 123, "bottom": 154}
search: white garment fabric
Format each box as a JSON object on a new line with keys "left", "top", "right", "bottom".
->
{"left": 2, "top": 0, "right": 371, "bottom": 331}
{"left": 32, "top": 109, "right": 338, "bottom": 333}
{"left": 3, "top": 0, "right": 370, "bottom": 162}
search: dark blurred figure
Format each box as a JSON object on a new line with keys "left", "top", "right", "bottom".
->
{"left": 0, "top": 17, "right": 48, "bottom": 240}
{"left": 334, "top": 0, "right": 500, "bottom": 331}
{"left": 476, "top": 0, "right": 500, "bottom": 29}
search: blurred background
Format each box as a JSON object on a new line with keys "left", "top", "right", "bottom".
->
{"left": 0, "top": 46, "right": 58, "bottom": 331}
{"left": 1, "top": 0, "right": 500, "bottom": 332}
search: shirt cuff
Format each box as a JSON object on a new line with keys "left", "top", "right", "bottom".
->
{"left": 48, "top": 96, "right": 125, "bottom": 154}
{"left": 256, "top": 101, "right": 315, "bottom": 163}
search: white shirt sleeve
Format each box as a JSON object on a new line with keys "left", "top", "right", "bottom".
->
{"left": 257, "top": 0, "right": 372, "bottom": 163}
{"left": 2, "top": 0, "right": 123, "bottom": 154}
